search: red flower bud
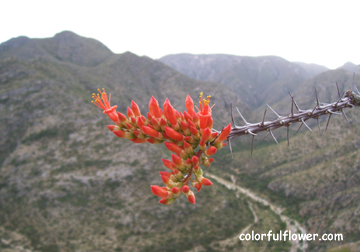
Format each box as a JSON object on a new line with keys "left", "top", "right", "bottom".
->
{"left": 193, "top": 181, "right": 202, "bottom": 192}
{"left": 136, "top": 117, "right": 144, "bottom": 129}
{"left": 107, "top": 125, "right": 117, "bottom": 131}
{"left": 162, "top": 159, "right": 176, "bottom": 170}
{"left": 159, "top": 117, "right": 167, "bottom": 126}
{"left": 216, "top": 124, "right": 231, "bottom": 142}
{"left": 189, "top": 126, "right": 199, "bottom": 137}
{"left": 171, "top": 186, "right": 180, "bottom": 194}
{"left": 127, "top": 107, "right": 135, "bottom": 118}
{"left": 192, "top": 112, "right": 200, "bottom": 124}
{"left": 201, "top": 128, "right": 211, "bottom": 142}
{"left": 188, "top": 194, "right": 195, "bottom": 204}
{"left": 117, "top": 112, "right": 128, "bottom": 123}
{"left": 130, "top": 116, "right": 137, "bottom": 124}
{"left": 151, "top": 185, "right": 170, "bottom": 198}
{"left": 184, "top": 111, "right": 193, "bottom": 122}
{"left": 151, "top": 118, "right": 160, "bottom": 131}
{"left": 131, "top": 100, "right": 141, "bottom": 117}
{"left": 164, "top": 142, "right": 183, "bottom": 155}
{"left": 188, "top": 120, "right": 196, "bottom": 129}
{"left": 199, "top": 140, "right": 206, "bottom": 151}
{"left": 185, "top": 95, "right": 195, "bottom": 117}
{"left": 113, "top": 130, "right": 125, "bottom": 138}
{"left": 180, "top": 112, "right": 185, "bottom": 121}
{"left": 183, "top": 141, "right": 194, "bottom": 154}
{"left": 159, "top": 171, "right": 171, "bottom": 177}
{"left": 163, "top": 99, "right": 177, "bottom": 125}
{"left": 209, "top": 132, "right": 218, "bottom": 142}
{"left": 165, "top": 126, "right": 184, "bottom": 142}
{"left": 191, "top": 156, "right": 199, "bottom": 165}
{"left": 175, "top": 111, "right": 181, "bottom": 121}
{"left": 201, "top": 178, "right": 213, "bottom": 186}
{"left": 147, "top": 112, "right": 153, "bottom": 121}
{"left": 182, "top": 185, "right": 190, "bottom": 193}
{"left": 204, "top": 146, "right": 217, "bottom": 157}
{"left": 142, "top": 126, "right": 164, "bottom": 140}
{"left": 159, "top": 198, "right": 175, "bottom": 205}
{"left": 171, "top": 154, "right": 182, "bottom": 166}
{"left": 161, "top": 175, "right": 170, "bottom": 184}
{"left": 149, "top": 96, "right": 162, "bottom": 118}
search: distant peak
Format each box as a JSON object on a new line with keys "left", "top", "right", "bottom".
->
{"left": 54, "top": 30, "right": 79, "bottom": 38}
{"left": 342, "top": 61, "right": 356, "bottom": 67}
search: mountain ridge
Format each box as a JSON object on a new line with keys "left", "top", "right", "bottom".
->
{"left": 159, "top": 53, "right": 329, "bottom": 109}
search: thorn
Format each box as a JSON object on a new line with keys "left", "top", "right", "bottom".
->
{"left": 263, "top": 131, "right": 270, "bottom": 140}
{"left": 251, "top": 135, "right": 255, "bottom": 155}
{"left": 355, "top": 85, "right": 360, "bottom": 96}
{"left": 287, "top": 126, "right": 289, "bottom": 146}
{"left": 293, "top": 98, "right": 301, "bottom": 111}
{"left": 334, "top": 91, "right": 345, "bottom": 107}
{"left": 341, "top": 110, "right": 350, "bottom": 124}
{"left": 351, "top": 73, "right": 360, "bottom": 95}
{"left": 236, "top": 107, "right": 249, "bottom": 125}
{"left": 315, "top": 88, "right": 320, "bottom": 108}
{"left": 288, "top": 92, "right": 294, "bottom": 116}
{"left": 230, "top": 103, "right": 236, "bottom": 127}
{"left": 301, "top": 118, "right": 312, "bottom": 131}
{"left": 327, "top": 109, "right": 341, "bottom": 115}
{"left": 247, "top": 130, "right": 257, "bottom": 136}
{"left": 261, "top": 109, "right": 267, "bottom": 126}
{"left": 267, "top": 104, "right": 281, "bottom": 118}
{"left": 336, "top": 82, "right": 341, "bottom": 98}
{"left": 311, "top": 106, "right": 317, "bottom": 114}
{"left": 228, "top": 139, "right": 233, "bottom": 159}
{"left": 270, "top": 129, "right": 278, "bottom": 144}
{"left": 316, "top": 118, "right": 321, "bottom": 134}
{"left": 325, "top": 114, "right": 332, "bottom": 132}
{"left": 295, "top": 123, "right": 303, "bottom": 135}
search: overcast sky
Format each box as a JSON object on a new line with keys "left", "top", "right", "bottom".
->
{"left": 1, "top": 1, "right": 359, "bottom": 69}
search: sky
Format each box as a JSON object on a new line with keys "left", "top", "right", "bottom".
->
{"left": 1, "top": 0, "right": 359, "bottom": 69}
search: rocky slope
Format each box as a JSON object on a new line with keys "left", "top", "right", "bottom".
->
{"left": 0, "top": 31, "right": 293, "bottom": 252}
{"left": 159, "top": 53, "right": 327, "bottom": 109}
{"left": 1, "top": 31, "right": 359, "bottom": 252}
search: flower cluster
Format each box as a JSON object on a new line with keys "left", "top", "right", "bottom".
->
{"left": 92, "top": 89, "right": 231, "bottom": 204}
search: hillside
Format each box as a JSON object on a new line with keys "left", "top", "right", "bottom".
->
{"left": 1, "top": 31, "right": 359, "bottom": 252}
{"left": 159, "top": 54, "right": 327, "bottom": 109}
{"left": 0, "top": 32, "right": 293, "bottom": 252}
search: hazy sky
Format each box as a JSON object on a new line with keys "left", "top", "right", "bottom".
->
{"left": 1, "top": 1, "right": 359, "bottom": 69}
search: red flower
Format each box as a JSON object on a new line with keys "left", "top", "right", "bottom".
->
{"left": 92, "top": 88, "right": 119, "bottom": 122}
{"left": 197, "top": 92, "right": 213, "bottom": 129}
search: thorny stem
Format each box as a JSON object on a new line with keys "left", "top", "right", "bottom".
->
{"left": 222, "top": 88, "right": 360, "bottom": 154}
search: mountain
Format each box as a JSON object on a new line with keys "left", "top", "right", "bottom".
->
{"left": 0, "top": 31, "right": 113, "bottom": 66}
{"left": 1, "top": 32, "right": 286, "bottom": 252}
{"left": 1, "top": 31, "right": 359, "bottom": 252}
{"left": 293, "top": 62, "right": 328, "bottom": 78}
{"left": 159, "top": 53, "right": 320, "bottom": 109}
{"left": 338, "top": 62, "right": 360, "bottom": 74}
